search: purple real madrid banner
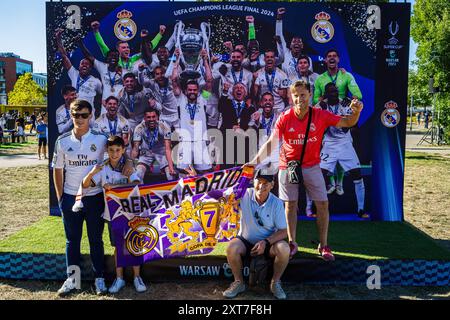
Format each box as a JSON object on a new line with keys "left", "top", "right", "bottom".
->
{"left": 105, "top": 166, "right": 253, "bottom": 267}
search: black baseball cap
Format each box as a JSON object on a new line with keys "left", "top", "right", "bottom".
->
{"left": 254, "top": 169, "right": 274, "bottom": 183}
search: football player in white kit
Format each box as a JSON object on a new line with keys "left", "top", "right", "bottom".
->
{"left": 56, "top": 85, "right": 78, "bottom": 134}
{"left": 318, "top": 83, "right": 368, "bottom": 219}
{"left": 137, "top": 65, "right": 179, "bottom": 130}
{"left": 171, "top": 48, "right": 213, "bottom": 176}
{"left": 94, "top": 96, "right": 130, "bottom": 146}
{"left": 55, "top": 29, "right": 102, "bottom": 116}
{"left": 78, "top": 39, "right": 123, "bottom": 110}
{"left": 253, "top": 49, "right": 290, "bottom": 113}
{"left": 275, "top": 7, "right": 313, "bottom": 77}
{"left": 248, "top": 92, "right": 281, "bottom": 175}
{"left": 131, "top": 108, "right": 176, "bottom": 182}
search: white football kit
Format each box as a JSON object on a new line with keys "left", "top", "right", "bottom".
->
{"left": 319, "top": 100, "right": 361, "bottom": 172}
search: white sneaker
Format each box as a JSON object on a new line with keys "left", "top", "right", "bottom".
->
{"left": 327, "top": 184, "right": 336, "bottom": 194}
{"left": 270, "top": 280, "right": 287, "bottom": 300}
{"left": 133, "top": 276, "right": 147, "bottom": 293}
{"left": 108, "top": 277, "right": 126, "bottom": 294}
{"left": 223, "top": 280, "right": 246, "bottom": 298}
{"left": 335, "top": 184, "right": 344, "bottom": 195}
{"left": 57, "top": 277, "right": 78, "bottom": 297}
{"left": 95, "top": 278, "right": 107, "bottom": 295}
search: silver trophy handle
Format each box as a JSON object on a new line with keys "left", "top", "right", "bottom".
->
{"left": 174, "top": 20, "right": 186, "bottom": 65}
{"left": 200, "top": 22, "right": 211, "bottom": 59}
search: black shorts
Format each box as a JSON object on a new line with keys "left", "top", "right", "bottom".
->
{"left": 237, "top": 235, "right": 272, "bottom": 260}
{"left": 38, "top": 137, "right": 47, "bottom": 147}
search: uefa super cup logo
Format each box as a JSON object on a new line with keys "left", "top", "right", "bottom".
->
{"left": 125, "top": 217, "right": 159, "bottom": 256}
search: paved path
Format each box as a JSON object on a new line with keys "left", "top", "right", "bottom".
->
{"left": 0, "top": 154, "right": 47, "bottom": 168}
{"left": 405, "top": 131, "right": 450, "bottom": 158}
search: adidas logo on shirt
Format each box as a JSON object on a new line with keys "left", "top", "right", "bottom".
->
{"left": 289, "top": 128, "right": 295, "bottom": 132}
{"left": 68, "top": 147, "right": 74, "bottom": 152}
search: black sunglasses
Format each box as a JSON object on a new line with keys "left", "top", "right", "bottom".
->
{"left": 254, "top": 211, "right": 264, "bottom": 227}
{"left": 72, "top": 113, "right": 90, "bottom": 119}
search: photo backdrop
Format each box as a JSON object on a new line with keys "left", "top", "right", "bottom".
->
{"left": 46, "top": 1, "right": 410, "bottom": 221}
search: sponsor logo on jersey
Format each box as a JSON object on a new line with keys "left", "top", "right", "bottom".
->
{"left": 311, "top": 12, "right": 334, "bottom": 43}
{"left": 114, "top": 10, "right": 137, "bottom": 41}
{"left": 381, "top": 101, "right": 400, "bottom": 128}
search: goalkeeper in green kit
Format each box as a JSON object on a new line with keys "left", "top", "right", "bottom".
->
{"left": 312, "top": 48, "right": 363, "bottom": 204}
{"left": 313, "top": 49, "right": 362, "bottom": 105}
{"left": 90, "top": 20, "right": 165, "bottom": 72}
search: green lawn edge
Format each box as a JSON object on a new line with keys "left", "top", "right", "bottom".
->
{"left": 1, "top": 216, "right": 449, "bottom": 261}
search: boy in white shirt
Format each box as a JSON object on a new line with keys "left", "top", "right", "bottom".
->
{"left": 82, "top": 135, "right": 146, "bottom": 294}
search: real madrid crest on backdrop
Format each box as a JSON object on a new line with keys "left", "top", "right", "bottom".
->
{"left": 114, "top": 9, "right": 137, "bottom": 41}
{"left": 311, "top": 11, "right": 334, "bottom": 43}
{"left": 381, "top": 101, "right": 400, "bottom": 128}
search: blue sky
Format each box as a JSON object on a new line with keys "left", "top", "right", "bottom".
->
{"left": 0, "top": 0, "right": 417, "bottom": 73}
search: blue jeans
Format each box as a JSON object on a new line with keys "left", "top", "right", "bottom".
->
{"left": 59, "top": 192, "right": 105, "bottom": 278}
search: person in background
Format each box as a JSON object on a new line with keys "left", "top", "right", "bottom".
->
{"left": 36, "top": 116, "right": 48, "bottom": 160}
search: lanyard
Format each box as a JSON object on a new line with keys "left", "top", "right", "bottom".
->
{"left": 232, "top": 100, "right": 243, "bottom": 119}
{"left": 160, "top": 84, "right": 168, "bottom": 97}
{"left": 265, "top": 70, "right": 276, "bottom": 93}
{"left": 108, "top": 70, "right": 117, "bottom": 89}
{"left": 261, "top": 113, "right": 274, "bottom": 136}
{"left": 187, "top": 103, "right": 197, "bottom": 121}
{"left": 231, "top": 69, "right": 243, "bottom": 84}
{"left": 65, "top": 107, "right": 70, "bottom": 121}
{"left": 76, "top": 75, "right": 91, "bottom": 92}
{"left": 146, "top": 127, "right": 159, "bottom": 149}
{"left": 200, "top": 66, "right": 206, "bottom": 79}
{"left": 291, "top": 56, "right": 298, "bottom": 72}
{"left": 128, "top": 94, "right": 135, "bottom": 113}
{"left": 327, "top": 71, "right": 339, "bottom": 85}
{"left": 108, "top": 118, "right": 118, "bottom": 136}
{"left": 122, "top": 58, "right": 130, "bottom": 70}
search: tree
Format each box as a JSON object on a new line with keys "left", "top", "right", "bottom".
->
{"left": 411, "top": 0, "right": 450, "bottom": 142}
{"left": 408, "top": 68, "right": 431, "bottom": 108}
{"left": 7, "top": 73, "right": 46, "bottom": 105}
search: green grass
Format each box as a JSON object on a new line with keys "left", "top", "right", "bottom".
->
{"left": 0, "top": 216, "right": 114, "bottom": 256}
{"left": 0, "top": 141, "right": 36, "bottom": 149}
{"left": 1, "top": 216, "right": 449, "bottom": 260}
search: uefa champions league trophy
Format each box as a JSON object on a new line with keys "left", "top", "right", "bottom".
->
{"left": 174, "top": 21, "right": 211, "bottom": 80}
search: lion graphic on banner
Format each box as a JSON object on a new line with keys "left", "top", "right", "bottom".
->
{"left": 166, "top": 200, "right": 203, "bottom": 254}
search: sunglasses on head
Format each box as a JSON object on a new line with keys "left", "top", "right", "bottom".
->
{"left": 71, "top": 112, "right": 90, "bottom": 119}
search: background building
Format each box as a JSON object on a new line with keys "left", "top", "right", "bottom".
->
{"left": 0, "top": 53, "right": 33, "bottom": 103}
{"left": 32, "top": 73, "right": 47, "bottom": 90}
{"left": 0, "top": 61, "right": 6, "bottom": 105}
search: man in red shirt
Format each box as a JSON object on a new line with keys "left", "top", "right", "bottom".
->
{"left": 245, "top": 80, "right": 363, "bottom": 261}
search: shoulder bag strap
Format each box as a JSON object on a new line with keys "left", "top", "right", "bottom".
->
{"left": 299, "top": 107, "right": 313, "bottom": 166}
